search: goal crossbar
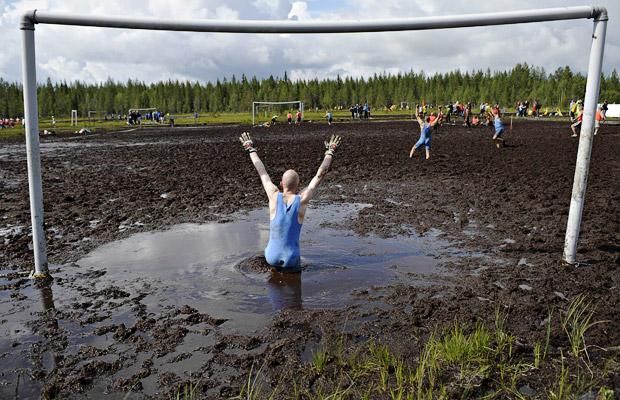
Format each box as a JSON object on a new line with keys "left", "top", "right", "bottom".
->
{"left": 23, "top": 7, "right": 603, "bottom": 33}
{"left": 19, "top": 6, "right": 608, "bottom": 277}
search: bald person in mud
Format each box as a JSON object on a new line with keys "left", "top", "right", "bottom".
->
{"left": 240, "top": 132, "right": 342, "bottom": 272}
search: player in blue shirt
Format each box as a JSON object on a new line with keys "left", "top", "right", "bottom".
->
{"left": 325, "top": 111, "right": 334, "bottom": 125}
{"left": 240, "top": 132, "right": 342, "bottom": 271}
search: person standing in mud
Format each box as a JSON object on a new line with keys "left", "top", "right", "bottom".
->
{"left": 571, "top": 106, "right": 584, "bottom": 137}
{"left": 410, "top": 105, "right": 442, "bottom": 160}
{"left": 239, "top": 132, "right": 342, "bottom": 271}
{"left": 325, "top": 110, "right": 334, "bottom": 126}
{"left": 489, "top": 106, "right": 505, "bottom": 148}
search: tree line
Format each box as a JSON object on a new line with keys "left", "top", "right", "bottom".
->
{"left": 1, "top": 64, "right": 619, "bottom": 118}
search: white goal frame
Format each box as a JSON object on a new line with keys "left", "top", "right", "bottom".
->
{"left": 70, "top": 109, "right": 78, "bottom": 126}
{"left": 19, "top": 6, "right": 608, "bottom": 277}
{"left": 252, "top": 101, "right": 304, "bottom": 126}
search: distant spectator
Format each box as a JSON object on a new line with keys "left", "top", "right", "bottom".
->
{"left": 463, "top": 103, "right": 471, "bottom": 127}
{"left": 595, "top": 106, "right": 605, "bottom": 135}
{"left": 601, "top": 100, "right": 608, "bottom": 120}
{"left": 569, "top": 99, "right": 578, "bottom": 121}
{"left": 571, "top": 106, "right": 584, "bottom": 137}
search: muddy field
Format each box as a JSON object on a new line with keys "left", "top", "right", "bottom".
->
{"left": 1, "top": 119, "right": 619, "bottom": 399}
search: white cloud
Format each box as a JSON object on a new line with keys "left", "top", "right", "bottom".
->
{"left": 251, "top": 0, "right": 289, "bottom": 18}
{"left": 214, "top": 5, "right": 239, "bottom": 20}
{"left": 0, "top": 0, "right": 618, "bottom": 85}
{"left": 288, "top": 1, "right": 309, "bottom": 20}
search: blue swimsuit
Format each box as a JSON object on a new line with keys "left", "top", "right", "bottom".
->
{"left": 494, "top": 116, "right": 504, "bottom": 136}
{"left": 414, "top": 123, "right": 432, "bottom": 150}
{"left": 264, "top": 193, "right": 302, "bottom": 271}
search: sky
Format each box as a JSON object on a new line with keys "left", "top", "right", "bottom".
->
{"left": 0, "top": 0, "right": 619, "bottom": 84}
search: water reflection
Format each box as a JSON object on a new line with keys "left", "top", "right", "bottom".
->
{"left": 266, "top": 271, "right": 302, "bottom": 311}
{"left": 39, "top": 284, "right": 56, "bottom": 312}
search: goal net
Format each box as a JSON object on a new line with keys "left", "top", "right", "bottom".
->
{"left": 252, "top": 101, "right": 304, "bottom": 126}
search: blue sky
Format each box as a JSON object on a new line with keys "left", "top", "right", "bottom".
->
{"left": 1, "top": 0, "right": 619, "bottom": 84}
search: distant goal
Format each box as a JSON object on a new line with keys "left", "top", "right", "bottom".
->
{"left": 252, "top": 101, "right": 304, "bottom": 126}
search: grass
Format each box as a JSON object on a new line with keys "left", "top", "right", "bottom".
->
{"left": 169, "top": 380, "right": 200, "bottom": 400}
{"left": 562, "top": 295, "right": 601, "bottom": 359}
{"left": 232, "top": 361, "right": 266, "bottom": 400}
{"left": 234, "top": 306, "right": 616, "bottom": 399}
{"left": 311, "top": 348, "right": 329, "bottom": 373}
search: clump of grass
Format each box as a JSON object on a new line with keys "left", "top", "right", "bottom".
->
{"left": 533, "top": 341, "right": 542, "bottom": 368}
{"left": 169, "top": 382, "right": 198, "bottom": 400}
{"left": 598, "top": 387, "right": 615, "bottom": 400}
{"left": 544, "top": 309, "right": 553, "bottom": 359}
{"left": 562, "top": 295, "right": 600, "bottom": 358}
{"left": 440, "top": 323, "right": 491, "bottom": 365}
{"left": 312, "top": 348, "right": 329, "bottom": 373}
{"left": 548, "top": 351, "right": 573, "bottom": 400}
{"left": 233, "top": 361, "right": 265, "bottom": 400}
{"left": 494, "top": 305, "right": 515, "bottom": 360}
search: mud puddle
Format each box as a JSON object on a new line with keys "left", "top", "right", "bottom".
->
{"left": 77, "top": 203, "right": 446, "bottom": 332}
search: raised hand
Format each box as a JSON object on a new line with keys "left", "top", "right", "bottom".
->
{"left": 239, "top": 132, "right": 256, "bottom": 153}
{"left": 324, "top": 134, "right": 342, "bottom": 156}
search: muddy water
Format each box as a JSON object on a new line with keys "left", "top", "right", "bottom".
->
{"left": 78, "top": 203, "right": 443, "bottom": 332}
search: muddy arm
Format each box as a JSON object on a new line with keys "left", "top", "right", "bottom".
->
{"left": 301, "top": 135, "right": 341, "bottom": 205}
{"left": 240, "top": 132, "right": 278, "bottom": 199}
{"left": 415, "top": 105, "right": 424, "bottom": 126}
{"left": 248, "top": 152, "right": 277, "bottom": 196}
{"left": 301, "top": 154, "right": 333, "bottom": 205}
{"left": 430, "top": 110, "right": 443, "bottom": 127}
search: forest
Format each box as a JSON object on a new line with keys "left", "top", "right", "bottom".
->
{"left": 1, "top": 63, "right": 619, "bottom": 117}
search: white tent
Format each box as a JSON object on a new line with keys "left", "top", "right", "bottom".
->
{"left": 602, "top": 104, "right": 620, "bottom": 118}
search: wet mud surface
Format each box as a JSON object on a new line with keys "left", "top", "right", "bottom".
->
{"left": 1, "top": 120, "right": 619, "bottom": 398}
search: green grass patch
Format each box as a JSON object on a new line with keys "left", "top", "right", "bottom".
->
{"left": 243, "top": 308, "right": 616, "bottom": 399}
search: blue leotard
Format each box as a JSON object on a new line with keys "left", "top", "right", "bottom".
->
{"left": 414, "top": 123, "right": 432, "bottom": 149}
{"left": 494, "top": 116, "right": 504, "bottom": 136}
{"left": 264, "top": 192, "right": 302, "bottom": 270}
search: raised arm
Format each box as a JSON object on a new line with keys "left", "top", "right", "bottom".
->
{"left": 414, "top": 104, "right": 424, "bottom": 126}
{"left": 301, "top": 135, "right": 342, "bottom": 205}
{"left": 239, "top": 132, "right": 278, "bottom": 200}
{"left": 430, "top": 109, "right": 443, "bottom": 127}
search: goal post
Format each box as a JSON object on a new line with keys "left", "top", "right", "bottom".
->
{"left": 19, "top": 6, "right": 609, "bottom": 277}
{"left": 252, "top": 101, "right": 303, "bottom": 126}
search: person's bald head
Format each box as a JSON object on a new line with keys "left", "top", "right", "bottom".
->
{"left": 281, "top": 169, "right": 300, "bottom": 192}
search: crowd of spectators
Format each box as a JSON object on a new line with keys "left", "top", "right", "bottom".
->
{"left": 128, "top": 110, "right": 165, "bottom": 125}
{"left": 515, "top": 100, "right": 542, "bottom": 117}
{"left": 349, "top": 103, "right": 371, "bottom": 119}
{"left": 0, "top": 117, "right": 21, "bottom": 129}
